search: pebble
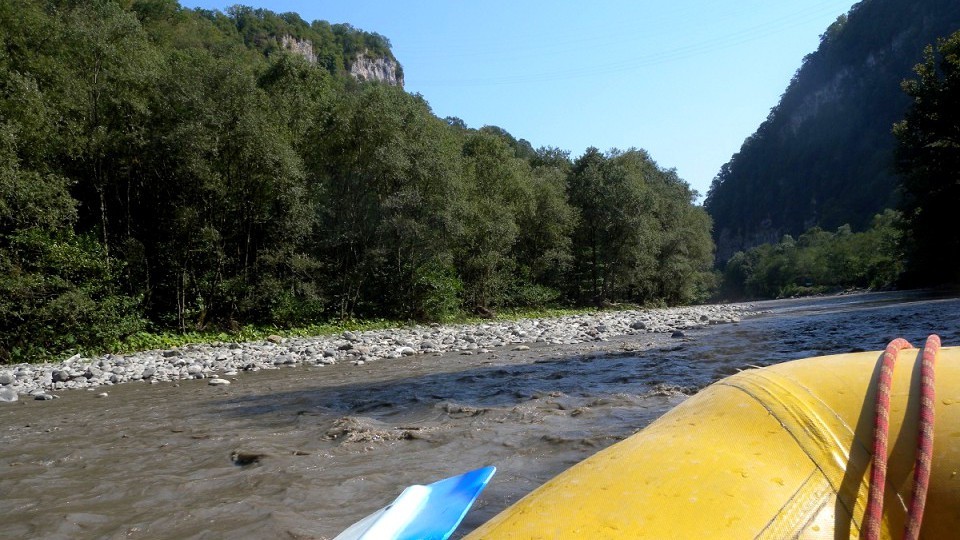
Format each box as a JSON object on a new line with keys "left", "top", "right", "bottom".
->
{"left": 3, "top": 303, "right": 751, "bottom": 398}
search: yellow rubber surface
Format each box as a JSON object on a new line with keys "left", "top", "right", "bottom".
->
{"left": 465, "top": 347, "right": 960, "bottom": 539}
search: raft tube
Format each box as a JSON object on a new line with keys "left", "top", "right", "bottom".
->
{"left": 465, "top": 346, "right": 960, "bottom": 539}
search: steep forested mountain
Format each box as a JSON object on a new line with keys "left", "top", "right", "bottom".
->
{"left": 705, "top": 0, "right": 960, "bottom": 261}
{"left": 0, "top": 0, "right": 713, "bottom": 362}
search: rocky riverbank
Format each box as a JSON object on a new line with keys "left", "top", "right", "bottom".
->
{"left": 0, "top": 303, "right": 752, "bottom": 402}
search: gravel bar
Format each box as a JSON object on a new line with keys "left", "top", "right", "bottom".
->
{"left": 0, "top": 303, "right": 752, "bottom": 402}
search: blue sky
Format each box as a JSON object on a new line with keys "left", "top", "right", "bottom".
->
{"left": 179, "top": 0, "right": 857, "bottom": 199}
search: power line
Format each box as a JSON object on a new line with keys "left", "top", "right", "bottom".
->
{"left": 406, "top": 1, "right": 852, "bottom": 87}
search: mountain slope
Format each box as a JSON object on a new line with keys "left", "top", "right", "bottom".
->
{"left": 705, "top": 0, "right": 960, "bottom": 261}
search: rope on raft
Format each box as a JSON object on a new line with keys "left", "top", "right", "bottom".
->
{"left": 863, "top": 334, "right": 940, "bottom": 540}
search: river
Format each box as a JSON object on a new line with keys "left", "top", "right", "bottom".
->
{"left": 1, "top": 291, "right": 958, "bottom": 539}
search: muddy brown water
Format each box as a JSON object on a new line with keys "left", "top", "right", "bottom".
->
{"left": 2, "top": 291, "right": 958, "bottom": 539}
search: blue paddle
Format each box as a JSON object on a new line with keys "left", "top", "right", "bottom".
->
{"left": 334, "top": 466, "right": 496, "bottom": 540}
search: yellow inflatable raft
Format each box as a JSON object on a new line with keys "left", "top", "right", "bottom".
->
{"left": 466, "top": 346, "right": 960, "bottom": 539}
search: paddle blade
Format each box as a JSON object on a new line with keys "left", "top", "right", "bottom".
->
{"left": 334, "top": 466, "right": 496, "bottom": 540}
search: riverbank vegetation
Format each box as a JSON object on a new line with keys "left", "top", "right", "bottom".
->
{"left": 716, "top": 210, "right": 903, "bottom": 300}
{"left": 0, "top": 1, "right": 713, "bottom": 363}
{"left": 3, "top": 2, "right": 957, "bottom": 364}
{"left": 718, "top": 28, "right": 960, "bottom": 301}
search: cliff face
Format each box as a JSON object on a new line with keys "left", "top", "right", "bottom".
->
{"left": 705, "top": 0, "right": 960, "bottom": 262}
{"left": 349, "top": 52, "right": 404, "bottom": 86}
{"left": 280, "top": 34, "right": 317, "bottom": 64}
{"left": 280, "top": 35, "right": 403, "bottom": 87}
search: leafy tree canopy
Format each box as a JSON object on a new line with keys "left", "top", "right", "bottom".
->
{"left": 0, "top": 0, "right": 714, "bottom": 362}
{"left": 894, "top": 30, "right": 960, "bottom": 286}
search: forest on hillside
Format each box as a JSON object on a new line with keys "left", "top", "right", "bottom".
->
{"left": 704, "top": 0, "right": 960, "bottom": 261}
{"left": 0, "top": 0, "right": 715, "bottom": 362}
{"left": 717, "top": 27, "right": 960, "bottom": 298}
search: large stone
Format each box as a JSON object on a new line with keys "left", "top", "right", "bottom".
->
{"left": 0, "top": 387, "right": 17, "bottom": 402}
{"left": 0, "top": 372, "right": 13, "bottom": 385}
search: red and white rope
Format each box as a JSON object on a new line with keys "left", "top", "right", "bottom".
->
{"left": 862, "top": 335, "right": 939, "bottom": 540}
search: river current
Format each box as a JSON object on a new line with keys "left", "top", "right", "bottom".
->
{"left": 1, "top": 291, "right": 958, "bottom": 539}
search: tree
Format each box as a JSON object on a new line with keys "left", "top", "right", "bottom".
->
{"left": 894, "top": 30, "right": 960, "bottom": 286}
{"left": 455, "top": 132, "right": 527, "bottom": 311}
{"left": 139, "top": 48, "right": 308, "bottom": 329}
{"left": 0, "top": 121, "right": 142, "bottom": 362}
{"left": 512, "top": 152, "right": 577, "bottom": 303}
{"left": 308, "top": 85, "right": 464, "bottom": 320}
{"left": 57, "top": 0, "right": 158, "bottom": 261}
{"left": 567, "top": 148, "right": 676, "bottom": 305}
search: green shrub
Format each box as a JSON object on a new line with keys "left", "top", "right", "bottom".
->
{"left": 0, "top": 231, "right": 144, "bottom": 363}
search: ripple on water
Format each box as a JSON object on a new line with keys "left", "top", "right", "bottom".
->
{"left": 0, "top": 291, "right": 957, "bottom": 539}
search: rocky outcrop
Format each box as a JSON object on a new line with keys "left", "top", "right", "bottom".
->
{"left": 279, "top": 36, "right": 403, "bottom": 87}
{"left": 280, "top": 35, "right": 317, "bottom": 64}
{"left": 349, "top": 52, "right": 404, "bottom": 87}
